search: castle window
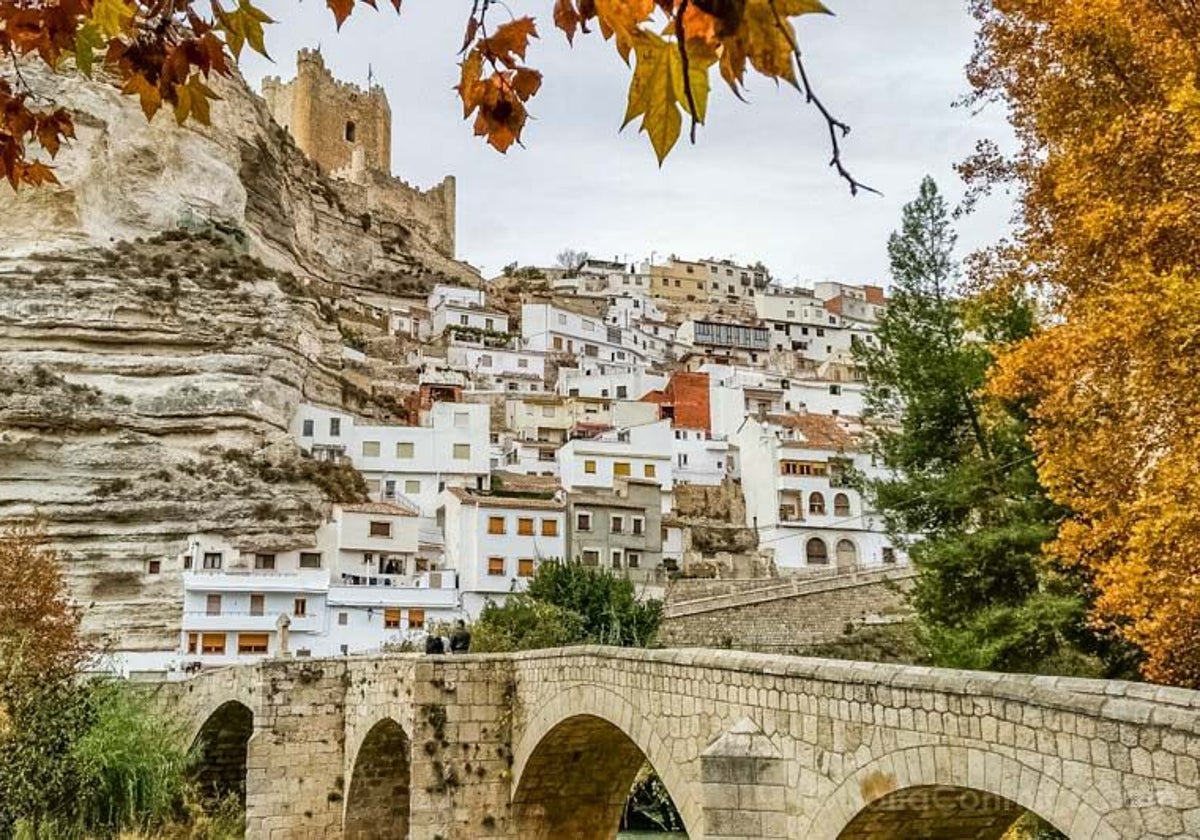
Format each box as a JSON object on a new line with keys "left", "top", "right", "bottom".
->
{"left": 345, "top": 120, "right": 357, "bottom": 142}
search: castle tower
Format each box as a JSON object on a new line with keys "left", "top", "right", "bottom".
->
{"left": 261, "top": 49, "right": 392, "bottom": 177}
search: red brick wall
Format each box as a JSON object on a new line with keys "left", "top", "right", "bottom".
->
{"left": 665, "top": 371, "right": 710, "bottom": 431}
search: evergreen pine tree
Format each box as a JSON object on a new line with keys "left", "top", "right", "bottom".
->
{"left": 857, "top": 176, "right": 1116, "bottom": 676}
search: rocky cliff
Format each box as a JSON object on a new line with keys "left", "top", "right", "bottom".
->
{"left": 0, "top": 65, "right": 475, "bottom": 655}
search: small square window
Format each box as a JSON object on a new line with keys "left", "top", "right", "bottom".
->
{"left": 576, "top": 512, "right": 592, "bottom": 531}
{"left": 611, "top": 515, "right": 624, "bottom": 534}
{"left": 584, "top": 460, "right": 597, "bottom": 475}
{"left": 338, "top": 611, "right": 348, "bottom": 626}
{"left": 487, "top": 557, "right": 506, "bottom": 576}
{"left": 611, "top": 550, "right": 623, "bottom": 569}
{"left": 518, "top": 518, "right": 535, "bottom": 536}
{"left": 362, "top": 441, "right": 381, "bottom": 457}
{"left": 542, "top": 518, "right": 559, "bottom": 537}
{"left": 582, "top": 549, "right": 600, "bottom": 566}
{"left": 627, "top": 551, "right": 641, "bottom": 569}
{"left": 454, "top": 412, "right": 469, "bottom": 428}
{"left": 200, "top": 633, "right": 225, "bottom": 655}
{"left": 518, "top": 558, "right": 535, "bottom": 577}
{"left": 453, "top": 443, "right": 471, "bottom": 460}
{"left": 147, "top": 559, "right": 161, "bottom": 575}
{"left": 405, "top": 479, "right": 421, "bottom": 494}
{"left": 369, "top": 521, "right": 392, "bottom": 538}
{"left": 254, "top": 553, "right": 276, "bottom": 570}
{"left": 644, "top": 464, "right": 657, "bottom": 479}
{"left": 330, "top": 418, "right": 341, "bottom": 436}
{"left": 488, "top": 516, "right": 506, "bottom": 535}
{"left": 408, "top": 608, "right": 425, "bottom": 630}
{"left": 613, "top": 462, "right": 631, "bottom": 477}
{"left": 299, "top": 552, "right": 322, "bottom": 569}
{"left": 302, "top": 419, "right": 314, "bottom": 437}
{"left": 396, "top": 441, "right": 415, "bottom": 458}
{"left": 293, "top": 598, "right": 307, "bottom": 617}
{"left": 384, "top": 608, "right": 401, "bottom": 629}
{"left": 202, "top": 552, "right": 222, "bottom": 570}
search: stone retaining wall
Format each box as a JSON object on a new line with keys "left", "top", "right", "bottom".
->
{"left": 661, "top": 567, "right": 916, "bottom": 652}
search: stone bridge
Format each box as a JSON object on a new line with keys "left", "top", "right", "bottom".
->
{"left": 161, "top": 646, "right": 1200, "bottom": 839}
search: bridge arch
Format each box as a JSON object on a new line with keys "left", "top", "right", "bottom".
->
{"left": 344, "top": 717, "right": 412, "bottom": 840}
{"left": 189, "top": 699, "right": 254, "bottom": 807}
{"left": 512, "top": 684, "right": 699, "bottom": 839}
{"left": 802, "top": 746, "right": 1120, "bottom": 840}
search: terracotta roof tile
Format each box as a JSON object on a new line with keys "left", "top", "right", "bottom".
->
{"left": 770, "top": 412, "right": 860, "bottom": 451}
{"left": 339, "top": 501, "right": 419, "bottom": 517}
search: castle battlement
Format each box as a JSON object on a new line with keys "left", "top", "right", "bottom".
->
{"left": 260, "top": 50, "right": 457, "bottom": 261}
{"left": 261, "top": 49, "right": 392, "bottom": 177}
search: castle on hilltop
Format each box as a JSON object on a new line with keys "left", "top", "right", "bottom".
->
{"left": 261, "top": 49, "right": 458, "bottom": 259}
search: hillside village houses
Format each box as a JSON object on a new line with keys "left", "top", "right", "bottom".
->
{"left": 150, "top": 251, "right": 911, "bottom": 677}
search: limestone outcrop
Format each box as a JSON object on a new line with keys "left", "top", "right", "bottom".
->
{"left": 0, "top": 64, "right": 475, "bottom": 653}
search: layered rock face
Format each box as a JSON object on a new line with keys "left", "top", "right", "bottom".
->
{"left": 0, "top": 66, "right": 474, "bottom": 653}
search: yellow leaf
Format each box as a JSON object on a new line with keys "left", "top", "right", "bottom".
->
{"left": 90, "top": 0, "right": 134, "bottom": 38}
{"left": 622, "top": 31, "right": 681, "bottom": 164}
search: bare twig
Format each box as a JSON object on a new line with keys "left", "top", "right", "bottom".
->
{"left": 674, "top": 0, "right": 700, "bottom": 144}
{"left": 767, "top": 0, "right": 879, "bottom": 197}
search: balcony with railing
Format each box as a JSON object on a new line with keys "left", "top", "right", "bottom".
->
{"left": 181, "top": 610, "right": 323, "bottom": 633}
{"left": 329, "top": 570, "right": 458, "bottom": 608}
{"left": 183, "top": 568, "right": 329, "bottom": 592}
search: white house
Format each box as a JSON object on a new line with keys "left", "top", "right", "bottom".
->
{"left": 558, "top": 420, "right": 674, "bottom": 502}
{"left": 734, "top": 413, "right": 902, "bottom": 573}
{"left": 291, "top": 402, "right": 492, "bottom": 516}
{"left": 180, "top": 532, "right": 330, "bottom": 667}
{"left": 438, "top": 487, "right": 566, "bottom": 616}
{"left": 428, "top": 284, "right": 485, "bottom": 311}
{"left": 556, "top": 367, "right": 666, "bottom": 401}
{"left": 431, "top": 298, "right": 510, "bottom": 338}
{"left": 178, "top": 503, "right": 460, "bottom": 669}
{"left": 521, "top": 302, "right": 648, "bottom": 370}
{"left": 671, "top": 427, "right": 738, "bottom": 486}
{"left": 447, "top": 340, "right": 547, "bottom": 394}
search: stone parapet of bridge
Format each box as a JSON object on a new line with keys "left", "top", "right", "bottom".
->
{"left": 162, "top": 646, "right": 1200, "bottom": 839}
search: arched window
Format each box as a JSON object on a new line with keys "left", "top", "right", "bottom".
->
{"left": 808, "top": 492, "right": 826, "bottom": 516}
{"left": 834, "top": 492, "right": 851, "bottom": 517}
{"left": 836, "top": 539, "right": 857, "bottom": 569}
{"left": 806, "top": 538, "right": 828, "bottom": 565}
{"left": 345, "top": 120, "right": 357, "bottom": 142}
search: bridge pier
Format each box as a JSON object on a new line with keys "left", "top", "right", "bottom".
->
{"left": 701, "top": 718, "right": 789, "bottom": 839}
{"left": 244, "top": 660, "right": 349, "bottom": 839}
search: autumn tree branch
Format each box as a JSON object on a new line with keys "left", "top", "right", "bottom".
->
{"left": 767, "top": 0, "right": 878, "bottom": 197}
{"left": 674, "top": 0, "right": 700, "bottom": 144}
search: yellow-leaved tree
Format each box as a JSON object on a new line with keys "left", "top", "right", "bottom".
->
{"left": 963, "top": 0, "right": 1200, "bottom": 686}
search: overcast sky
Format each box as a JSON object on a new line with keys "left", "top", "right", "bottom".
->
{"left": 240, "top": 1, "right": 1013, "bottom": 285}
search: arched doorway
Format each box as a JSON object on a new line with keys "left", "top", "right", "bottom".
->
{"left": 344, "top": 719, "right": 412, "bottom": 840}
{"left": 190, "top": 700, "right": 253, "bottom": 807}
{"left": 512, "top": 714, "right": 684, "bottom": 840}
{"left": 837, "top": 784, "right": 1027, "bottom": 839}
{"left": 806, "top": 537, "right": 829, "bottom": 565}
{"left": 836, "top": 538, "right": 857, "bottom": 570}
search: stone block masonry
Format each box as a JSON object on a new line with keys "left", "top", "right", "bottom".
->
{"left": 660, "top": 567, "right": 916, "bottom": 652}
{"left": 164, "top": 645, "right": 1200, "bottom": 839}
